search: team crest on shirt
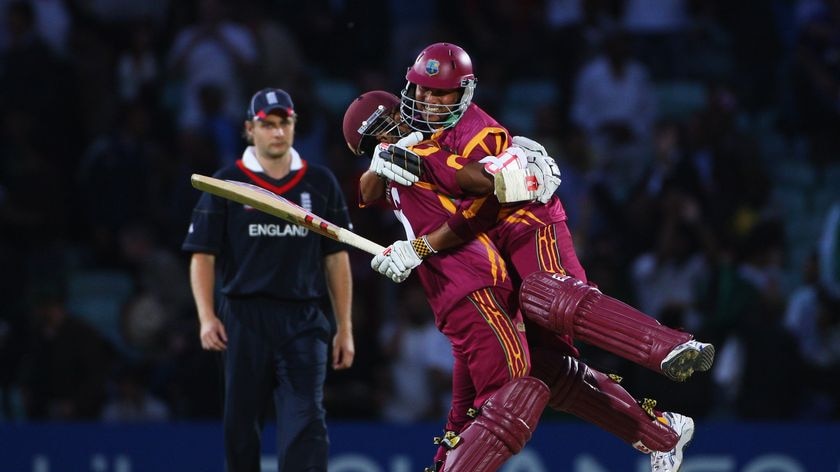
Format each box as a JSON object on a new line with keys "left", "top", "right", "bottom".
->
{"left": 425, "top": 59, "right": 440, "bottom": 76}
{"left": 300, "top": 192, "right": 312, "bottom": 212}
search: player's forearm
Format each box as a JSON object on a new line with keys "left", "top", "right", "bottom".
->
{"left": 419, "top": 199, "right": 497, "bottom": 253}
{"left": 324, "top": 250, "right": 353, "bottom": 333}
{"left": 359, "top": 171, "right": 386, "bottom": 204}
{"left": 190, "top": 253, "right": 217, "bottom": 322}
{"left": 423, "top": 223, "right": 465, "bottom": 253}
{"left": 455, "top": 162, "right": 494, "bottom": 195}
{"left": 444, "top": 196, "right": 500, "bottom": 243}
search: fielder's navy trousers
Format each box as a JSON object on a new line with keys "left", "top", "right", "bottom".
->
{"left": 219, "top": 296, "right": 331, "bottom": 472}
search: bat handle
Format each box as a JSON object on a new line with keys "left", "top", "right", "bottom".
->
{"left": 337, "top": 229, "right": 386, "bottom": 255}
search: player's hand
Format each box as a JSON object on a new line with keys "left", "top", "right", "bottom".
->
{"left": 371, "top": 251, "right": 411, "bottom": 282}
{"left": 376, "top": 133, "right": 424, "bottom": 181}
{"left": 332, "top": 328, "right": 355, "bottom": 369}
{"left": 371, "top": 240, "right": 423, "bottom": 283}
{"left": 368, "top": 143, "right": 420, "bottom": 186}
{"left": 499, "top": 136, "right": 561, "bottom": 204}
{"left": 480, "top": 146, "right": 528, "bottom": 175}
{"left": 527, "top": 152, "right": 562, "bottom": 203}
{"left": 371, "top": 251, "right": 398, "bottom": 282}
{"left": 512, "top": 136, "right": 548, "bottom": 157}
{"left": 395, "top": 131, "right": 423, "bottom": 148}
{"left": 199, "top": 314, "right": 227, "bottom": 351}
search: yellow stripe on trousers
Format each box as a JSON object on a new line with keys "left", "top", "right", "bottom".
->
{"left": 535, "top": 225, "right": 567, "bottom": 275}
{"left": 468, "top": 288, "right": 528, "bottom": 378}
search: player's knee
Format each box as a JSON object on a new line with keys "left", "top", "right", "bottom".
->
{"left": 442, "top": 377, "right": 549, "bottom": 472}
{"left": 483, "top": 376, "right": 549, "bottom": 452}
{"left": 519, "top": 271, "right": 599, "bottom": 333}
{"left": 530, "top": 354, "right": 589, "bottom": 411}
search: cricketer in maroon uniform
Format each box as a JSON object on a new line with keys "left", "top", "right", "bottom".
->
{"left": 346, "top": 42, "right": 700, "bottom": 472}
{"left": 346, "top": 92, "right": 680, "bottom": 472}
{"left": 390, "top": 42, "right": 702, "bottom": 472}
{"left": 351, "top": 96, "right": 549, "bottom": 472}
{"left": 391, "top": 42, "right": 714, "bottom": 385}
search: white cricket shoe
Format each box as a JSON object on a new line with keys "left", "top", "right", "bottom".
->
{"left": 650, "top": 412, "right": 694, "bottom": 472}
{"left": 660, "top": 340, "right": 715, "bottom": 382}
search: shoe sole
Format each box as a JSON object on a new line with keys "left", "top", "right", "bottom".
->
{"left": 695, "top": 344, "right": 715, "bottom": 372}
{"left": 662, "top": 344, "right": 716, "bottom": 382}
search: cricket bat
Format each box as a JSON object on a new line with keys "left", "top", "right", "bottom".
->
{"left": 190, "top": 174, "right": 386, "bottom": 255}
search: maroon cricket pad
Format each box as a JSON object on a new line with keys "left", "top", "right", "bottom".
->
{"left": 531, "top": 351, "right": 678, "bottom": 452}
{"left": 520, "top": 272, "right": 692, "bottom": 372}
{"left": 443, "top": 377, "right": 549, "bottom": 472}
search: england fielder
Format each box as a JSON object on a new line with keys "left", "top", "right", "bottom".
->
{"left": 184, "top": 88, "right": 354, "bottom": 472}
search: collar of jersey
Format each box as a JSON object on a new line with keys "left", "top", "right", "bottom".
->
{"left": 242, "top": 146, "right": 303, "bottom": 171}
{"left": 237, "top": 146, "right": 308, "bottom": 195}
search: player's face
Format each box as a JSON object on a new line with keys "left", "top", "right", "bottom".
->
{"left": 414, "top": 85, "right": 460, "bottom": 122}
{"left": 248, "top": 111, "right": 295, "bottom": 160}
{"left": 374, "top": 109, "right": 408, "bottom": 144}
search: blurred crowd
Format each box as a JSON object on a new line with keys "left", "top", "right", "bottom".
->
{"left": 0, "top": 0, "right": 839, "bottom": 425}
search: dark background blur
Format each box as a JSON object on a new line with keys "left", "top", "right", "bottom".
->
{"left": 0, "top": 0, "right": 838, "bottom": 426}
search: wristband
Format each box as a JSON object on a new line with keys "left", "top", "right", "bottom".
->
{"left": 411, "top": 235, "right": 438, "bottom": 259}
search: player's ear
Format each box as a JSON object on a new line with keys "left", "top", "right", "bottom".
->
{"left": 242, "top": 120, "right": 255, "bottom": 143}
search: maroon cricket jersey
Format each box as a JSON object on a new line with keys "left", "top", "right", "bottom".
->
{"left": 382, "top": 177, "right": 511, "bottom": 319}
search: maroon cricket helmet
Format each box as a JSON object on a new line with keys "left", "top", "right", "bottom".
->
{"left": 342, "top": 90, "right": 404, "bottom": 156}
{"left": 400, "top": 42, "right": 477, "bottom": 132}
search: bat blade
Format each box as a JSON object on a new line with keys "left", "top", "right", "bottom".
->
{"left": 190, "top": 174, "right": 385, "bottom": 255}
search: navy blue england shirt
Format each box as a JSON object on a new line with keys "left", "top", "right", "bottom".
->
{"left": 182, "top": 147, "right": 351, "bottom": 301}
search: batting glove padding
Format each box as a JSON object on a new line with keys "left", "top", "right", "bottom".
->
{"left": 494, "top": 136, "right": 561, "bottom": 204}
{"left": 384, "top": 144, "right": 423, "bottom": 177}
{"left": 395, "top": 131, "right": 424, "bottom": 148}
{"left": 512, "top": 135, "right": 561, "bottom": 204}
{"left": 511, "top": 135, "right": 548, "bottom": 157}
{"left": 369, "top": 143, "right": 419, "bottom": 186}
{"left": 370, "top": 135, "right": 423, "bottom": 183}
{"left": 480, "top": 146, "right": 528, "bottom": 175}
{"left": 371, "top": 239, "right": 423, "bottom": 283}
{"left": 527, "top": 152, "right": 562, "bottom": 204}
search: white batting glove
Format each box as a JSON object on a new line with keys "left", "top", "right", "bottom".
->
{"left": 369, "top": 143, "right": 419, "bottom": 186}
{"left": 480, "top": 146, "right": 528, "bottom": 175}
{"left": 511, "top": 136, "right": 548, "bottom": 157}
{"left": 527, "top": 153, "right": 562, "bottom": 203}
{"left": 396, "top": 131, "right": 423, "bottom": 147}
{"left": 368, "top": 132, "right": 423, "bottom": 186}
{"left": 481, "top": 146, "right": 534, "bottom": 203}
{"left": 371, "top": 239, "right": 429, "bottom": 283}
{"left": 371, "top": 252, "right": 410, "bottom": 283}
{"left": 493, "top": 136, "right": 561, "bottom": 204}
